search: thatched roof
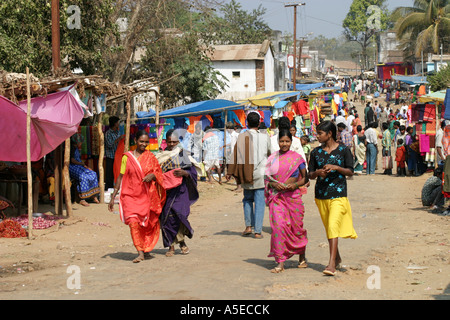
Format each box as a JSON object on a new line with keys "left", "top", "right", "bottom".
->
{"left": 0, "top": 68, "right": 157, "bottom": 107}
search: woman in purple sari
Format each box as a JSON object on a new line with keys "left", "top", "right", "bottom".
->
{"left": 157, "top": 129, "right": 199, "bottom": 257}
{"left": 265, "top": 129, "right": 308, "bottom": 273}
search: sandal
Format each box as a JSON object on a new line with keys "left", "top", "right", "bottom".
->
{"left": 180, "top": 246, "right": 190, "bottom": 255}
{"left": 298, "top": 260, "right": 308, "bottom": 268}
{"left": 270, "top": 266, "right": 284, "bottom": 273}
{"left": 254, "top": 233, "right": 263, "bottom": 239}
{"left": 323, "top": 268, "right": 336, "bottom": 276}
{"left": 165, "top": 250, "right": 175, "bottom": 257}
{"left": 132, "top": 255, "right": 145, "bottom": 263}
{"left": 241, "top": 228, "right": 252, "bottom": 237}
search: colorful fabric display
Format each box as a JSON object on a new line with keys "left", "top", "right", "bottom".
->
{"left": 419, "top": 134, "right": 430, "bottom": 153}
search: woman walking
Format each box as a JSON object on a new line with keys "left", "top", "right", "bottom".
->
{"left": 157, "top": 129, "right": 199, "bottom": 257}
{"left": 265, "top": 129, "right": 308, "bottom": 273}
{"left": 108, "top": 130, "right": 166, "bottom": 263}
{"left": 308, "top": 121, "right": 357, "bottom": 276}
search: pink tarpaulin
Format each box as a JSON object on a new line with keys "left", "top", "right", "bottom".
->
{"left": 0, "top": 88, "right": 85, "bottom": 162}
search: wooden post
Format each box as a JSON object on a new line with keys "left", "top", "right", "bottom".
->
{"left": 223, "top": 110, "right": 228, "bottom": 175}
{"left": 51, "top": 0, "right": 61, "bottom": 72}
{"left": 51, "top": 0, "right": 62, "bottom": 216}
{"left": 124, "top": 97, "right": 131, "bottom": 152}
{"left": 63, "top": 138, "right": 72, "bottom": 216}
{"left": 26, "top": 67, "right": 33, "bottom": 239}
{"left": 155, "top": 86, "right": 160, "bottom": 127}
{"left": 98, "top": 113, "right": 105, "bottom": 203}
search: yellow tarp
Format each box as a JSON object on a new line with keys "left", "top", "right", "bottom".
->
{"left": 237, "top": 91, "right": 296, "bottom": 107}
{"left": 418, "top": 90, "right": 446, "bottom": 103}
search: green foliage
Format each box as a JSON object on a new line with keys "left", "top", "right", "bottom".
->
{"left": 0, "top": 0, "right": 118, "bottom": 77}
{"left": 427, "top": 64, "right": 450, "bottom": 91}
{"left": 140, "top": 29, "right": 227, "bottom": 106}
{"left": 205, "top": 0, "right": 272, "bottom": 44}
{"left": 342, "top": 0, "right": 389, "bottom": 69}
{"left": 393, "top": 0, "right": 450, "bottom": 58}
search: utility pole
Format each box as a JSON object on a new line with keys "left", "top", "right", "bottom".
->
{"left": 51, "top": 0, "right": 63, "bottom": 216}
{"left": 285, "top": 2, "right": 305, "bottom": 91}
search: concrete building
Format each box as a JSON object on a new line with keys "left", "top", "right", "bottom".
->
{"left": 207, "top": 40, "right": 276, "bottom": 101}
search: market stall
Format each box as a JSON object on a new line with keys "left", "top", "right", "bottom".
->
{"left": 406, "top": 89, "right": 447, "bottom": 171}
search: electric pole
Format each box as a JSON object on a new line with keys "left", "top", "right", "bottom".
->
{"left": 285, "top": 2, "right": 305, "bottom": 91}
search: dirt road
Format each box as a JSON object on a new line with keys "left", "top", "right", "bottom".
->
{"left": 0, "top": 164, "right": 448, "bottom": 300}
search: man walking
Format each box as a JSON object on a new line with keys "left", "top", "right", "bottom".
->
{"left": 227, "top": 112, "right": 271, "bottom": 239}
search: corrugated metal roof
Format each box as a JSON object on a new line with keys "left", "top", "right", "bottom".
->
{"left": 208, "top": 40, "right": 271, "bottom": 61}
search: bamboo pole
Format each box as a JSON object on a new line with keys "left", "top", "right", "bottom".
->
{"left": 63, "top": 138, "right": 72, "bottom": 216}
{"left": 155, "top": 86, "right": 160, "bottom": 127}
{"left": 223, "top": 110, "right": 228, "bottom": 175}
{"left": 98, "top": 113, "right": 105, "bottom": 203}
{"left": 26, "top": 67, "right": 33, "bottom": 239}
{"left": 124, "top": 97, "right": 131, "bottom": 152}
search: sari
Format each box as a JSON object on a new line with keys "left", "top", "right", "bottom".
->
{"left": 69, "top": 148, "right": 100, "bottom": 200}
{"left": 157, "top": 145, "right": 199, "bottom": 248}
{"left": 119, "top": 150, "right": 166, "bottom": 253}
{"left": 352, "top": 117, "right": 362, "bottom": 135}
{"left": 265, "top": 150, "right": 308, "bottom": 264}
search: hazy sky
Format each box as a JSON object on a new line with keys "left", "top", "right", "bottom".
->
{"left": 223, "top": 0, "right": 414, "bottom": 38}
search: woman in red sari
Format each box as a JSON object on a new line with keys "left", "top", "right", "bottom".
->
{"left": 108, "top": 130, "right": 166, "bottom": 263}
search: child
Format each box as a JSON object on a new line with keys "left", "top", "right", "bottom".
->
{"left": 300, "top": 135, "right": 311, "bottom": 163}
{"left": 353, "top": 134, "right": 366, "bottom": 174}
{"left": 395, "top": 138, "right": 406, "bottom": 176}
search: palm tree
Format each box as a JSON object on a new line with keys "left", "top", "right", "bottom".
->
{"left": 393, "top": 0, "right": 450, "bottom": 58}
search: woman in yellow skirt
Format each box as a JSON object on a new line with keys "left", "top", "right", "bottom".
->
{"left": 308, "top": 121, "right": 357, "bottom": 276}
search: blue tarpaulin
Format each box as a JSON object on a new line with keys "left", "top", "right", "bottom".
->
{"left": 136, "top": 110, "right": 156, "bottom": 118}
{"left": 159, "top": 99, "right": 242, "bottom": 118}
{"left": 288, "top": 82, "right": 325, "bottom": 91}
{"left": 391, "top": 75, "right": 428, "bottom": 85}
{"left": 444, "top": 89, "right": 450, "bottom": 120}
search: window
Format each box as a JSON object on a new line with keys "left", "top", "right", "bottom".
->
{"left": 232, "top": 71, "right": 240, "bottom": 78}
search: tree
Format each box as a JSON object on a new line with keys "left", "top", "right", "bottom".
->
{"left": 427, "top": 64, "right": 450, "bottom": 91}
{"left": 0, "top": 0, "right": 118, "bottom": 77}
{"left": 393, "top": 0, "right": 450, "bottom": 59}
{"left": 342, "top": 0, "right": 390, "bottom": 70}
{"left": 206, "top": 0, "right": 272, "bottom": 45}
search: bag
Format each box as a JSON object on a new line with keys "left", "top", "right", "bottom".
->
{"left": 382, "top": 156, "right": 393, "bottom": 170}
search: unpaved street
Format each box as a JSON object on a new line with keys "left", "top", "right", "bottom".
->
{"left": 0, "top": 168, "right": 448, "bottom": 300}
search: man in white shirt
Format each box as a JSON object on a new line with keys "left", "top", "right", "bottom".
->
{"left": 436, "top": 120, "right": 446, "bottom": 164}
{"left": 335, "top": 110, "right": 346, "bottom": 126}
{"left": 364, "top": 122, "right": 379, "bottom": 175}
{"left": 227, "top": 112, "right": 271, "bottom": 239}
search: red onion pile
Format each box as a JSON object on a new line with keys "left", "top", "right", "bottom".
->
{"left": 11, "top": 214, "right": 62, "bottom": 230}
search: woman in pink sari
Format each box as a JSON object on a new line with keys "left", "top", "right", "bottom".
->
{"left": 265, "top": 129, "right": 308, "bottom": 273}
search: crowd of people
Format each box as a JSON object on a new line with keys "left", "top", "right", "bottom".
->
{"left": 2, "top": 79, "right": 445, "bottom": 273}
{"left": 333, "top": 96, "right": 427, "bottom": 178}
{"left": 101, "top": 110, "right": 357, "bottom": 277}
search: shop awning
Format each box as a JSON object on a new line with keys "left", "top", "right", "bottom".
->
{"left": 239, "top": 91, "right": 303, "bottom": 107}
{"left": 0, "top": 87, "right": 86, "bottom": 162}
{"left": 419, "top": 90, "right": 447, "bottom": 103}
{"left": 310, "top": 86, "right": 341, "bottom": 94}
{"left": 158, "top": 99, "right": 243, "bottom": 118}
{"left": 391, "top": 75, "right": 428, "bottom": 85}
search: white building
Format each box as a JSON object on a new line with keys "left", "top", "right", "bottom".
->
{"left": 207, "top": 40, "right": 275, "bottom": 101}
